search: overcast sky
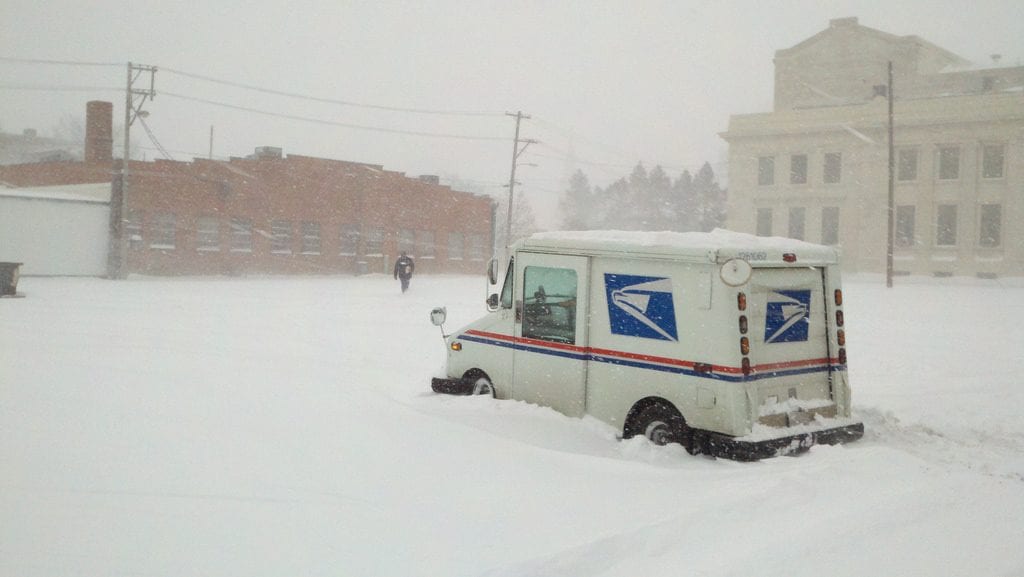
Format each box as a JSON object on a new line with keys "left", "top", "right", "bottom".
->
{"left": 2, "top": 1, "right": 1022, "bottom": 227}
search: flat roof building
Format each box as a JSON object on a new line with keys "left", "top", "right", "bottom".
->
{"left": 721, "top": 17, "right": 1024, "bottom": 278}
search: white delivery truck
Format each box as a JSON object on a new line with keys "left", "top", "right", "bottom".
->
{"left": 430, "top": 229, "right": 863, "bottom": 460}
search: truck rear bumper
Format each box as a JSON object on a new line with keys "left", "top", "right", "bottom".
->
{"left": 705, "top": 421, "right": 864, "bottom": 461}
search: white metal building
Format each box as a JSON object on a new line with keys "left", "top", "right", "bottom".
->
{"left": 0, "top": 183, "right": 110, "bottom": 276}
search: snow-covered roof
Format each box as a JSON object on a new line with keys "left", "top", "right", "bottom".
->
{"left": 522, "top": 229, "right": 838, "bottom": 264}
{"left": 0, "top": 182, "right": 111, "bottom": 204}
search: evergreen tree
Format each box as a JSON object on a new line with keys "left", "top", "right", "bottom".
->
{"left": 692, "top": 162, "right": 727, "bottom": 232}
{"left": 599, "top": 177, "right": 632, "bottom": 229}
{"left": 624, "top": 163, "right": 650, "bottom": 230}
{"left": 554, "top": 160, "right": 725, "bottom": 233}
{"left": 559, "top": 170, "right": 594, "bottom": 230}
{"left": 672, "top": 170, "right": 697, "bottom": 232}
{"left": 644, "top": 165, "right": 674, "bottom": 230}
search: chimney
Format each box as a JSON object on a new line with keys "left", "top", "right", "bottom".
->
{"left": 85, "top": 100, "right": 113, "bottom": 164}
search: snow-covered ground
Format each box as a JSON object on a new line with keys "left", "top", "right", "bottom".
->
{"left": 2, "top": 273, "right": 1023, "bottom": 577}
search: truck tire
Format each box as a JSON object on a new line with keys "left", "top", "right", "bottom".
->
{"left": 629, "top": 402, "right": 693, "bottom": 452}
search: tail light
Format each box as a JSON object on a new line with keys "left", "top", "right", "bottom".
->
{"left": 783, "top": 253, "right": 797, "bottom": 263}
{"left": 737, "top": 292, "right": 747, "bottom": 311}
{"left": 740, "top": 337, "right": 750, "bottom": 355}
{"left": 738, "top": 315, "right": 748, "bottom": 334}
{"left": 838, "top": 348, "right": 847, "bottom": 365}
{"left": 835, "top": 309, "right": 844, "bottom": 327}
{"left": 741, "top": 357, "right": 751, "bottom": 376}
{"left": 837, "top": 329, "right": 845, "bottom": 346}
{"left": 834, "top": 289, "right": 843, "bottom": 306}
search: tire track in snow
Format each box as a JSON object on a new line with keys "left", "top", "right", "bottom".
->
{"left": 855, "top": 406, "right": 1024, "bottom": 483}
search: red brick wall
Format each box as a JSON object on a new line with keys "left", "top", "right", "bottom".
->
{"left": 118, "top": 154, "right": 494, "bottom": 276}
{"left": 3, "top": 152, "right": 494, "bottom": 277}
{"left": 0, "top": 161, "right": 112, "bottom": 187}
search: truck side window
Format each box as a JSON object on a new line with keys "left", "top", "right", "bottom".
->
{"left": 500, "top": 259, "right": 514, "bottom": 309}
{"left": 522, "top": 266, "right": 577, "bottom": 345}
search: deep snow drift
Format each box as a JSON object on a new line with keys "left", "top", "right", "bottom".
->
{"left": 1, "top": 273, "right": 1022, "bottom": 577}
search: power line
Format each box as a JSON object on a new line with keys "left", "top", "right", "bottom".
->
{"left": 137, "top": 116, "right": 173, "bottom": 160}
{"left": 159, "top": 91, "right": 510, "bottom": 142}
{"left": 161, "top": 66, "right": 506, "bottom": 118}
{"left": 0, "top": 56, "right": 122, "bottom": 67}
{"left": 0, "top": 84, "right": 121, "bottom": 92}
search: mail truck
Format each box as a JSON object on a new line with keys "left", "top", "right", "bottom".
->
{"left": 431, "top": 230, "right": 863, "bottom": 460}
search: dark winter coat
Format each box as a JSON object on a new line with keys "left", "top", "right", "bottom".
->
{"left": 394, "top": 255, "right": 415, "bottom": 280}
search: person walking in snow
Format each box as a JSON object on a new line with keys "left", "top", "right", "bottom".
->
{"left": 394, "top": 251, "right": 415, "bottom": 293}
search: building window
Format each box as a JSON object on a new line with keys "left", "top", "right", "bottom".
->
{"left": 790, "top": 154, "right": 808, "bottom": 184}
{"left": 230, "top": 217, "right": 253, "bottom": 252}
{"left": 936, "top": 204, "right": 957, "bottom": 246}
{"left": 151, "top": 213, "right": 176, "bottom": 249}
{"left": 897, "top": 149, "right": 918, "bottom": 181}
{"left": 982, "top": 144, "right": 1005, "bottom": 179}
{"left": 398, "top": 229, "right": 415, "bottom": 255}
{"left": 756, "top": 208, "right": 773, "bottom": 237}
{"left": 788, "top": 207, "right": 805, "bottom": 240}
{"left": 823, "top": 152, "right": 842, "bottom": 184}
{"left": 448, "top": 232, "right": 464, "bottom": 260}
{"left": 126, "top": 209, "right": 143, "bottom": 250}
{"left": 365, "top": 227, "right": 384, "bottom": 255}
{"left": 270, "top": 220, "right": 292, "bottom": 253}
{"left": 339, "top": 224, "right": 359, "bottom": 255}
{"left": 895, "top": 205, "right": 916, "bottom": 248}
{"left": 938, "top": 146, "right": 960, "bottom": 180}
{"left": 468, "top": 233, "right": 486, "bottom": 261}
{"left": 301, "top": 221, "right": 321, "bottom": 255}
{"left": 758, "top": 156, "right": 775, "bottom": 186}
{"left": 196, "top": 216, "right": 219, "bottom": 251}
{"left": 821, "top": 207, "right": 840, "bottom": 245}
{"left": 417, "top": 230, "right": 435, "bottom": 259}
{"left": 979, "top": 204, "right": 1001, "bottom": 248}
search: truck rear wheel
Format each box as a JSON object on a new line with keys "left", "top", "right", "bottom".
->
{"left": 627, "top": 401, "right": 693, "bottom": 452}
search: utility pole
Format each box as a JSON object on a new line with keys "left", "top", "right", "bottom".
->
{"left": 886, "top": 61, "right": 895, "bottom": 288}
{"left": 108, "top": 61, "right": 157, "bottom": 279}
{"left": 504, "top": 111, "right": 535, "bottom": 248}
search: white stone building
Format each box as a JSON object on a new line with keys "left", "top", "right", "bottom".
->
{"left": 721, "top": 17, "right": 1024, "bottom": 277}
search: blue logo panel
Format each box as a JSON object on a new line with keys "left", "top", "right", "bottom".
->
{"left": 764, "top": 289, "right": 811, "bottom": 343}
{"left": 604, "top": 274, "right": 678, "bottom": 342}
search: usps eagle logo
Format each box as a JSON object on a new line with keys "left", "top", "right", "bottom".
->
{"left": 604, "top": 274, "right": 678, "bottom": 342}
{"left": 764, "top": 289, "right": 811, "bottom": 343}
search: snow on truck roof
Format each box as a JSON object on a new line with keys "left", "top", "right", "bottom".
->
{"left": 521, "top": 229, "right": 838, "bottom": 263}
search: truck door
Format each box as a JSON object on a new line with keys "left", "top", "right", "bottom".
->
{"left": 746, "top": 267, "right": 832, "bottom": 406}
{"left": 513, "top": 252, "right": 589, "bottom": 417}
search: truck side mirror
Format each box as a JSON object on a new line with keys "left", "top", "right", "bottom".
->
{"left": 486, "top": 293, "right": 499, "bottom": 311}
{"left": 430, "top": 307, "right": 447, "bottom": 326}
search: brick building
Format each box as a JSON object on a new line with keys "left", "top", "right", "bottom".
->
{"left": 0, "top": 101, "right": 495, "bottom": 277}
